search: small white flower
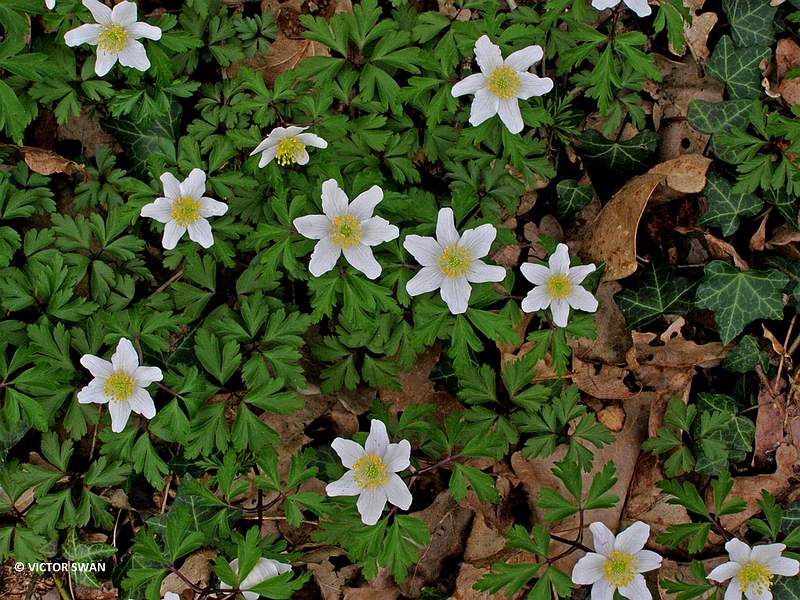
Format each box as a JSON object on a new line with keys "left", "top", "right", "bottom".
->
{"left": 707, "top": 538, "right": 799, "bottom": 600}
{"left": 162, "top": 594, "right": 180, "bottom": 600}
{"left": 520, "top": 243, "right": 598, "bottom": 327}
{"left": 220, "top": 558, "right": 292, "bottom": 600}
{"left": 326, "top": 419, "right": 412, "bottom": 526}
{"left": 64, "top": 0, "right": 162, "bottom": 77}
{"left": 77, "top": 338, "right": 162, "bottom": 433}
{"left": 46, "top": 0, "right": 56, "bottom": 9}
{"left": 293, "top": 179, "right": 399, "bottom": 279}
{"left": 404, "top": 207, "right": 505, "bottom": 315}
{"left": 572, "top": 521, "right": 662, "bottom": 600}
{"left": 140, "top": 169, "right": 228, "bottom": 250}
{"left": 591, "top": 0, "right": 652, "bottom": 17}
{"left": 451, "top": 34, "right": 553, "bottom": 134}
{"left": 250, "top": 126, "right": 328, "bottom": 168}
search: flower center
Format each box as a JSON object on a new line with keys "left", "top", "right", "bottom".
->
{"left": 330, "top": 214, "right": 363, "bottom": 248}
{"left": 97, "top": 24, "right": 129, "bottom": 54}
{"left": 103, "top": 371, "right": 135, "bottom": 402}
{"left": 545, "top": 273, "right": 573, "bottom": 300}
{"left": 275, "top": 137, "right": 306, "bottom": 166}
{"left": 170, "top": 196, "right": 202, "bottom": 227}
{"left": 487, "top": 65, "right": 522, "bottom": 100}
{"left": 352, "top": 453, "right": 388, "bottom": 490}
{"left": 736, "top": 561, "right": 773, "bottom": 595}
{"left": 602, "top": 551, "right": 638, "bottom": 588}
{"left": 438, "top": 243, "right": 471, "bottom": 278}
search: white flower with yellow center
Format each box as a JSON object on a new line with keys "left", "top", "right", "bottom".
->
{"left": 64, "top": 0, "right": 162, "bottom": 77}
{"left": 250, "top": 126, "right": 328, "bottom": 168}
{"left": 451, "top": 35, "right": 553, "bottom": 134}
{"left": 77, "top": 338, "right": 162, "bottom": 433}
{"left": 220, "top": 558, "right": 293, "bottom": 600}
{"left": 325, "top": 419, "right": 412, "bottom": 526}
{"left": 572, "top": 521, "right": 662, "bottom": 600}
{"left": 520, "top": 243, "right": 598, "bottom": 327}
{"left": 591, "top": 0, "right": 652, "bottom": 17}
{"left": 403, "top": 207, "right": 505, "bottom": 315}
{"left": 292, "top": 179, "right": 398, "bottom": 279}
{"left": 707, "top": 539, "right": 799, "bottom": 600}
{"left": 140, "top": 169, "right": 228, "bottom": 250}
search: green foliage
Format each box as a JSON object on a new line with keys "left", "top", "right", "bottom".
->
{"left": 616, "top": 266, "right": 696, "bottom": 329}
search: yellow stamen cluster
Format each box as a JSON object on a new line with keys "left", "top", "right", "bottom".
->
{"left": 103, "top": 371, "right": 135, "bottom": 402}
{"left": 487, "top": 65, "right": 522, "bottom": 100}
{"left": 352, "top": 453, "right": 389, "bottom": 490}
{"left": 275, "top": 136, "right": 306, "bottom": 166}
{"left": 97, "top": 24, "right": 129, "bottom": 53}
{"left": 737, "top": 562, "right": 773, "bottom": 595}
{"left": 330, "top": 214, "right": 363, "bottom": 248}
{"left": 170, "top": 196, "right": 202, "bottom": 226}
{"left": 438, "top": 243, "right": 471, "bottom": 278}
{"left": 602, "top": 552, "right": 638, "bottom": 588}
{"left": 545, "top": 273, "right": 573, "bottom": 300}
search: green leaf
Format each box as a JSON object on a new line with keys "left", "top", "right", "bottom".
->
{"left": 722, "top": 0, "right": 776, "bottom": 47}
{"left": 378, "top": 515, "right": 431, "bottom": 584}
{"left": 616, "top": 266, "right": 696, "bottom": 328}
{"left": 706, "top": 36, "right": 771, "bottom": 100}
{"left": 723, "top": 334, "right": 769, "bottom": 373}
{"left": 449, "top": 463, "right": 499, "bottom": 504}
{"left": 578, "top": 129, "right": 658, "bottom": 172}
{"left": 700, "top": 174, "right": 763, "bottom": 237}
{"left": 194, "top": 329, "right": 241, "bottom": 385}
{"left": 556, "top": 179, "right": 594, "bottom": 218}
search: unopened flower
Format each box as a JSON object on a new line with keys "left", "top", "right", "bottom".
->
{"left": 404, "top": 207, "right": 505, "bottom": 315}
{"left": 250, "top": 126, "right": 328, "bottom": 168}
{"left": 46, "top": 0, "right": 56, "bottom": 9}
{"left": 293, "top": 179, "right": 398, "bottom": 279}
{"left": 140, "top": 169, "right": 228, "bottom": 250}
{"left": 162, "top": 594, "right": 179, "bottom": 600}
{"left": 326, "top": 419, "right": 412, "bottom": 526}
{"left": 77, "top": 338, "right": 162, "bottom": 433}
{"left": 64, "top": 0, "right": 162, "bottom": 77}
{"left": 220, "top": 558, "right": 292, "bottom": 600}
{"left": 572, "top": 521, "right": 662, "bottom": 600}
{"left": 520, "top": 243, "right": 598, "bottom": 327}
{"left": 707, "top": 539, "right": 799, "bottom": 600}
{"left": 451, "top": 35, "right": 553, "bottom": 134}
{"left": 591, "top": 0, "right": 652, "bottom": 17}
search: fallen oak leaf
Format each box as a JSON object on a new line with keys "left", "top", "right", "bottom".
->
{"left": 1, "top": 144, "right": 88, "bottom": 180}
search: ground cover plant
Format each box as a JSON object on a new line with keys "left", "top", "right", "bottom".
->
{"left": 1, "top": 0, "right": 800, "bottom": 598}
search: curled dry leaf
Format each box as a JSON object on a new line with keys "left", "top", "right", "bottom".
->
{"left": 4, "top": 145, "right": 88, "bottom": 179}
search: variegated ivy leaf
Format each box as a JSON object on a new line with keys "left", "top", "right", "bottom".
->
{"left": 706, "top": 36, "right": 771, "bottom": 100}
{"left": 578, "top": 129, "right": 658, "bottom": 172}
{"left": 555, "top": 179, "right": 593, "bottom": 217}
{"left": 722, "top": 0, "right": 777, "bottom": 48}
{"left": 687, "top": 99, "right": 753, "bottom": 163}
{"left": 700, "top": 173, "right": 763, "bottom": 237}
{"left": 616, "top": 266, "right": 695, "bottom": 329}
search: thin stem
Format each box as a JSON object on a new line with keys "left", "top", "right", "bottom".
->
{"left": 773, "top": 313, "right": 796, "bottom": 395}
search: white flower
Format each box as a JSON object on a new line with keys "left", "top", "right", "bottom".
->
{"left": 520, "top": 243, "right": 598, "bottom": 327}
{"left": 707, "top": 539, "right": 799, "bottom": 600}
{"left": 162, "top": 594, "right": 180, "bottom": 600}
{"left": 326, "top": 419, "right": 412, "bottom": 526}
{"left": 46, "top": 0, "right": 56, "bottom": 9}
{"left": 64, "top": 0, "right": 162, "bottom": 77}
{"left": 220, "top": 558, "right": 292, "bottom": 600}
{"left": 451, "top": 35, "right": 553, "bottom": 134}
{"left": 591, "top": 0, "right": 652, "bottom": 17}
{"left": 572, "top": 521, "right": 662, "bottom": 600}
{"left": 77, "top": 338, "right": 162, "bottom": 433}
{"left": 403, "top": 207, "right": 505, "bottom": 315}
{"left": 250, "top": 126, "right": 328, "bottom": 168}
{"left": 140, "top": 169, "right": 228, "bottom": 250}
{"left": 292, "top": 179, "right": 399, "bottom": 279}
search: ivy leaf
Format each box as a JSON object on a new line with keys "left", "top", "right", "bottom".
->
{"left": 775, "top": 576, "right": 800, "bottom": 600}
{"left": 616, "top": 266, "right": 696, "bottom": 328}
{"left": 578, "top": 129, "right": 658, "bottom": 172}
{"left": 556, "top": 179, "right": 594, "bottom": 218}
{"left": 700, "top": 174, "right": 763, "bottom": 237}
{"left": 723, "top": 334, "right": 769, "bottom": 373}
{"left": 687, "top": 99, "right": 754, "bottom": 162}
{"left": 706, "top": 36, "right": 771, "bottom": 100}
{"left": 695, "top": 261, "right": 788, "bottom": 344}
{"left": 103, "top": 103, "right": 181, "bottom": 178}
{"left": 722, "top": 0, "right": 776, "bottom": 47}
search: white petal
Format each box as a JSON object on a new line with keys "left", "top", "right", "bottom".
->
{"left": 242, "top": 593, "right": 258, "bottom": 600}
{"left": 591, "top": 579, "right": 615, "bottom": 600}
{"left": 384, "top": 474, "right": 412, "bottom": 510}
{"left": 128, "top": 388, "right": 156, "bottom": 419}
{"left": 187, "top": 219, "right": 214, "bottom": 248}
{"left": 567, "top": 286, "right": 599, "bottom": 313}
{"left": 64, "top": 24, "right": 101, "bottom": 46}
{"left": 162, "top": 221, "right": 186, "bottom": 250}
{"left": 750, "top": 544, "right": 786, "bottom": 564}
{"left": 517, "top": 73, "right": 554, "bottom": 99}
{"left": 435, "top": 207, "right": 460, "bottom": 248}
{"left": 111, "top": 338, "right": 138, "bottom": 373}
{"left": 568, "top": 263, "right": 596, "bottom": 285}
{"left": 571, "top": 553, "right": 607, "bottom": 585}
{"left": 403, "top": 235, "right": 442, "bottom": 267}
{"left": 94, "top": 49, "right": 118, "bottom": 77}
{"left": 407, "top": 267, "right": 444, "bottom": 296}
{"left": 708, "top": 562, "right": 742, "bottom": 583}
{"left": 466, "top": 260, "right": 505, "bottom": 284}
{"left": 160, "top": 172, "right": 181, "bottom": 198}
{"left": 520, "top": 263, "right": 551, "bottom": 285}
{"left": 46, "top": 0, "right": 56, "bottom": 9}
{"left": 80, "top": 355, "right": 113, "bottom": 379}
{"left": 765, "top": 556, "right": 800, "bottom": 576}
{"left": 127, "top": 22, "right": 162, "bottom": 41}
{"left": 296, "top": 133, "right": 328, "bottom": 148}
{"left": 589, "top": 522, "right": 615, "bottom": 556}
{"left": 723, "top": 579, "right": 743, "bottom": 600}
{"left": 282, "top": 126, "right": 307, "bottom": 137}
{"left": 614, "top": 521, "right": 650, "bottom": 554}
{"left": 296, "top": 149, "right": 310, "bottom": 165}
{"left": 726, "top": 539, "right": 753, "bottom": 564}
{"left": 521, "top": 286, "right": 551, "bottom": 313}
{"left": 325, "top": 470, "right": 360, "bottom": 496}
{"left": 549, "top": 243, "right": 571, "bottom": 274}
{"left": 505, "top": 45, "right": 544, "bottom": 71}
{"left": 308, "top": 238, "right": 341, "bottom": 277}
{"left": 294, "top": 214, "right": 331, "bottom": 240}
{"left": 111, "top": 1, "right": 137, "bottom": 26}
{"left": 452, "top": 73, "right": 486, "bottom": 97}
{"left": 634, "top": 550, "right": 662, "bottom": 573}
{"left": 108, "top": 400, "right": 132, "bottom": 433}
{"left": 321, "top": 179, "right": 348, "bottom": 218}
{"left": 200, "top": 197, "right": 228, "bottom": 218}
{"left": 474, "top": 35, "right": 503, "bottom": 74}
{"left": 440, "top": 276, "right": 471, "bottom": 315}
{"left": 343, "top": 244, "right": 382, "bottom": 279}
{"left": 593, "top": 0, "right": 621, "bottom": 8}
{"left": 469, "top": 89, "right": 499, "bottom": 127}
{"left": 383, "top": 440, "right": 411, "bottom": 472}
{"left": 744, "top": 588, "right": 772, "bottom": 600}
{"left": 618, "top": 574, "right": 650, "bottom": 600}
{"left": 331, "top": 438, "right": 365, "bottom": 468}
{"left": 357, "top": 487, "right": 387, "bottom": 526}
{"left": 180, "top": 169, "right": 206, "bottom": 199}
{"left": 240, "top": 558, "right": 290, "bottom": 591}
{"left": 141, "top": 200, "right": 172, "bottom": 223}
{"left": 365, "top": 420, "right": 390, "bottom": 455}
{"left": 360, "top": 217, "right": 399, "bottom": 246}
{"left": 83, "top": 0, "right": 112, "bottom": 24}
{"left": 498, "top": 98, "right": 524, "bottom": 134}
{"left": 134, "top": 366, "right": 163, "bottom": 387}
{"left": 258, "top": 147, "right": 278, "bottom": 168}
{"left": 459, "top": 223, "right": 496, "bottom": 259}
{"left": 250, "top": 136, "right": 278, "bottom": 156}
{"left": 348, "top": 186, "right": 383, "bottom": 221}
{"left": 77, "top": 382, "right": 108, "bottom": 405}
{"left": 624, "top": 0, "right": 652, "bottom": 17}
{"left": 117, "top": 40, "right": 150, "bottom": 72}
